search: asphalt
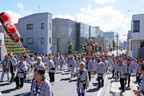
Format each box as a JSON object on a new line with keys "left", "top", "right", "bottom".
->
{"left": 0, "top": 67, "right": 138, "bottom": 96}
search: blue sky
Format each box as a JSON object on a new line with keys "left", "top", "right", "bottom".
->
{"left": 1, "top": 0, "right": 144, "bottom": 41}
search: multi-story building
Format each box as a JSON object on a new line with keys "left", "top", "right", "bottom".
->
{"left": 52, "top": 18, "right": 77, "bottom": 54}
{"left": 127, "top": 30, "right": 132, "bottom": 57}
{"left": 103, "top": 31, "right": 117, "bottom": 42}
{"left": 131, "top": 14, "right": 144, "bottom": 59}
{"left": 76, "top": 23, "right": 103, "bottom": 52}
{"left": 18, "top": 12, "right": 52, "bottom": 54}
{"left": 95, "top": 35, "right": 113, "bottom": 52}
{"left": 52, "top": 20, "right": 103, "bottom": 54}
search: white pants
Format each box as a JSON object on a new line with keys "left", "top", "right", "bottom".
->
{"left": 1, "top": 71, "right": 10, "bottom": 81}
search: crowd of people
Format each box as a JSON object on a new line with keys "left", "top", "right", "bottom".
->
{"left": 0, "top": 52, "right": 144, "bottom": 96}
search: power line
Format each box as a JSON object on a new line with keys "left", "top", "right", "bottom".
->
{"left": 0, "top": 0, "right": 8, "bottom": 6}
{"left": 0, "top": 0, "right": 16, "bottom": 11}
{"left": 117, "top": 0, "right": 133, "bottom": 34}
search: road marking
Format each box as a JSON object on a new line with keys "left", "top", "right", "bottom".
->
{"left": 0, "top": 91, "right": 2, "bottom": 96}
{"left": 130, "top": 77, "right": 138, "bottom": 96}
{"left": 97, "top": 75, "right": 108, "bottom": 96}
{"left": 131, "top": 77, "right": 137, "bottom": 89}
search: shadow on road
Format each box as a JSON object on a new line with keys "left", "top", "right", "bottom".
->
{"left": 92, "top": 82, "right": 98, "bottom": 86}
{"left": 61, "top": 73, "right": 69, "bottom": 75}
{"left": 14, "top": 92, "right": 31, "bottom": 96}
{"left": 110, "top": 91, "right": 124, "bottom": 96}
{"left": 86, "top": 87, "right": 100, "bottom": 92}
{"left": 0, "top": 82, "right": 8, "bottom": 86}
{"left": 1, "top": 88, "right": 17, "bottom": 93}
{"left": 60, "top": 77, "right": 70, "bottom": 81}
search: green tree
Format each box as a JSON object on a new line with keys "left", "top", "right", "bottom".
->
{"left": 95, "top": 43, "right": 99, "bottom": 51}
{"left": 99, "top": 46, "right": 103, "bottom": 52}
{"left": 68, "top": 43, "right": 73, "bottom": 54}
{"left": 113, "top": 39, "right": 116, "bottom": 50}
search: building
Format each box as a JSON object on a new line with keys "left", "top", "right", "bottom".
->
{"left": 76, "top": 23, "right": 90, "bottom": 52}
{"left": 52, "top": 19, "right": 102, "bottom": 54}
{"left": 18, "top": 12, "right": 52, "bottom": 54}
{"left": 127, "top": 30, "right": 132, "bottom": 57}
{"left": 0, "top": 13, "right": 103, "bottom": 55}
{"left": 76, "top": 23, "right": 103, "bottom": 52}
{"left": 0, "top": 31, "right": 6, "bottom": 63}
{"left": 103, "top": 32, "right": 117, "bottom": 40}
{"left": 95, "top": 35, "right": 113, "bottom": 52}
{"left": 52, "top": 18, "right": 77, "bottom": 54}
{"left": 131, "top": 14, "right": 144, "bottom": 59}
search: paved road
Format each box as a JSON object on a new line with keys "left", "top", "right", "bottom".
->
{"left": 108, "top": 49, "right": 126, "bottom": 56}
{"left": 0, "top": 68, "right": 137, "bottom": 96}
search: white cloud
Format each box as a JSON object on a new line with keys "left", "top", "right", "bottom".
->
{"left": 90, "top": 0, "right": 115, "bottom": 4}
{"left": 75, "top": 5, "right": 131, "bottom": 41}
{"left": 17, "top": 3, "right": 23, "bottom": 9}
{"left": 17, "top": 2, "right": 32, "bottom": 16}
{"left": 4, "top": 3, "right": 32, "bottom": 23}
{"left": 6, "top": 10, "right": 23, "bottom": 23}
{"left": 55, "top": 14, "right": 75, "bottom": 21}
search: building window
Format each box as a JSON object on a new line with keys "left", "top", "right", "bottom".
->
{"left": 133, "top": 20, "right": 140, "bottom": 32}
{"left": 131, "top": 41, "right": 132, "bottom": 50}
{"left": 41, "top": 23, "right": 44, "bottom": 29}
{"left": 27, "top": 38, "right": 33, "bottom": 44}
{"left": 20, "top": 38, "right": 23, "bottom": 43}
{"left": 27, "top": 24, "right": 33, "bottom": 30}
{"left": 49, "top": 23, "right": 51, "bottom": 30}
{"left": 49, "top": 38, "right": 51, "bottom": 44}
{"left": 41, "top": 38, "right": 44, "bottom": 44}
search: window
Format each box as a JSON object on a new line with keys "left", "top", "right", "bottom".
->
{"left": 20, "top": 38, "right": 23, "bottom": 43}
{"left": 131, "top": 41, "right": 132, "bottom": 50}
{"left": 49, "top": 38, "right": 51, "bottom": 44}
{"left": 27, "top": 24, "right": 33, "bottom": 30}
{"left": 49, "top": 23, "right": 51, "bottom": 30}
{"left": 41, "top": 23, "right": 44, "bottom": 29}
{"left": 133, "top": 20, "right": 140, "bottom": 32}
{"left": 41, "top": 38, "right": 44, "bottom": 44}
{"left": 27, "top": 38, "right": 33, "bottom": 44}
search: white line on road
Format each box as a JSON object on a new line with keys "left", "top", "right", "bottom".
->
{"left": 131, "top": 77, "right": 137, "bottom": 90}
{"left": 0, "top": 91, "right": 2, "bottom": 96}
{"left": 97, "top": 74, "right": 108, "bottom": 96}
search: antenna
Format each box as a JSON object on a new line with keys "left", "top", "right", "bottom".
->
{"left": 38, "top": 5, "right": 40, "bottom": 13}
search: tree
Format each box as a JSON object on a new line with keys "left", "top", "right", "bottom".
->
{"left": 99, "top": 46, "right": 102, "bottom": 52}
{"left": 113, "top": 39, "right": 116, "bottom": 50}
{"left": 68, "top": 43, "right": 73, "bottom": 54}
{"left": 95, "top": 43, "right": 99, "bottom": 52}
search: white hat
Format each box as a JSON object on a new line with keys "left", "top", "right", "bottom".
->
{"left": 37, "top": 56, "right": 42, "bottom": 60}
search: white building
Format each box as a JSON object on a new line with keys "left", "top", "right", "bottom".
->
{"left": 0, "top": 31, "right": 6, "bottom": 63}
{"left": 127, "top": 31, "right": 132, "bottom": 57}
{"left": 18, "top": 12, "right": 52, "bottom": 54}
{"left": 131, "top": 14, "right": 144, "bottom": 59}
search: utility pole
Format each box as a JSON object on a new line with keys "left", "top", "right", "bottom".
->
{"left": 115, "top": 34, "right": 119, "bottom": 56}
{"left": 38, "top": 6, "right": 40, "bottom": 13}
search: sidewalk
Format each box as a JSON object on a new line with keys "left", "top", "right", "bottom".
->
{"left": 109, "top": 76, "right": 137, "bottom": 96}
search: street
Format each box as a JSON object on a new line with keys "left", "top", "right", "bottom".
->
{"left": 0, "top": 66, "right": 138, "bottom": 96}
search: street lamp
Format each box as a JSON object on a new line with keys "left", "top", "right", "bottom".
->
{"left": 57, "top": 35, "right": 60, "bottom": 53}
{"left": 115, "top": 34, "right": 119, "bottom": 56}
